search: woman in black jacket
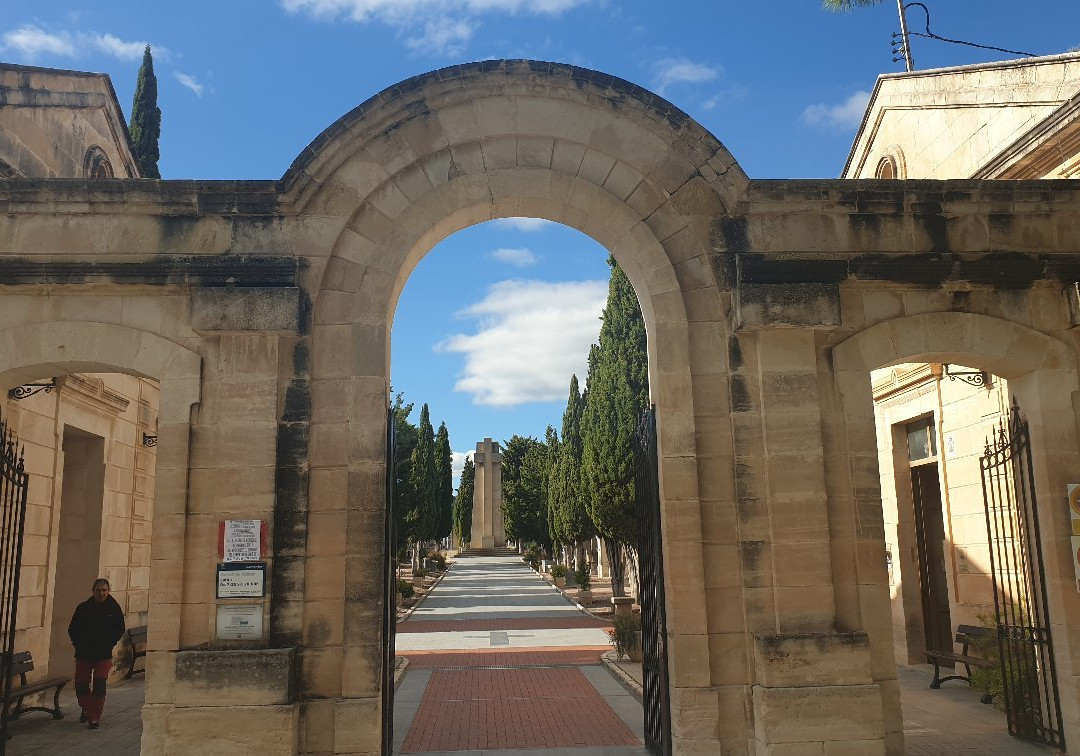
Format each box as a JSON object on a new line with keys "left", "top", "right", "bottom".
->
{"left": 67, "top": 578, "right": 125, "bottom": 729}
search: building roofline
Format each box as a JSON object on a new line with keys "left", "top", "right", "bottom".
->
{"left": 842, "top": 52, "right": 1080, "bottom": 178}
{"left": 0, "top": 60, "right": 139, "bottom": 177}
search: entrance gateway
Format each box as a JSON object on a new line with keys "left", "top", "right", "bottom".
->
{"left": 1, "top": 60, "right": 1080, "bottom": 754}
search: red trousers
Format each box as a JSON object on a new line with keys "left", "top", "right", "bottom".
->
{"left": 74, "top": 659, "right": 112, "bottom": 723}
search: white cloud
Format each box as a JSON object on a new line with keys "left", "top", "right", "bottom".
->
{"left": 90, "top": 33, "right": 146, "bottom": 61}
{"left": 491, "top": 217, "right": 555, "bottom": 232}
{"left": 802, "top": 90, "right": 871, "bottom": 131}
{"left": 653, "top": 57, "right": 720, "bottom": 95}
{"left": 2, "top": 26, "right": 75, "bottom": 58}
{"left": 281, "top": 0, "right": 587, "bottom": 54}
{"left": 437, "top": 279, "right": 606, "bottom": 407}
{"left": 405, "top": 17, "right": 474, "bottom": 56}
{"left": 1, "top": 25, "right": 164, "bottom": 62}
{"left": 488, "top": 247, "right": 538, "bottom": 267}
{"left": 451, "top": 450, "right": 474, "bottom": 479}
{"left": 174, "top": 72, "right": 204, "bottom": 97}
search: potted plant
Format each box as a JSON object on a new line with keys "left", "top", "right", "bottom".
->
{"left": 412, "top": 566, "right": 428, "bottom": 589}
{"left": 575, "top": 567, "right": 592, "bottom": 603}
{"left": 550, "top": 564, "right": 568, "bottom": 588}
{"left": 397, "top": 579, "right": 415, "bottom": 607}
{"left": 607, "top": 611, "right": 642, "bottom": 662}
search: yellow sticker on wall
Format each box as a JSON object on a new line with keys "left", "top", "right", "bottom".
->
{"left": 1070, "top": 484, "right": 1080, "bottom": 518}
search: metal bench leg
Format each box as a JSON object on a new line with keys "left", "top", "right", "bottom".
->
{"left": 929, "top": 659, "right": 942, "bottom": 689}
{"left": 51, "top": 683, "right": 64, "bottom": 719}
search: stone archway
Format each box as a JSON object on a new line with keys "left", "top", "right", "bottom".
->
{"left": 830, "top": 311, "right": 1080, "bottom": 751}
{"left": 0, "top": 321, "right": 201, "bottom": 750}
{"left": 294, "top": 61, "right": 749, "bottom": 754}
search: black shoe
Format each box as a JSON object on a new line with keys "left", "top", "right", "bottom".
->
{"left": 88, "top": 722, "right": 99, "bottom": 730}
{"left": 79, "top": 713, "right": 87, "bottom": 724}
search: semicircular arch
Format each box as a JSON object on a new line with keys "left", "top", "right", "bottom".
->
{"left": 832, "top": 311, "right": 1074, "bottom": 379}
{"left": 0, "top": 321, "right": 201, "bottom": 421}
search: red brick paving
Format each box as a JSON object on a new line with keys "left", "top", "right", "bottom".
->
{"left": 403, "top": 646, "right": 609, "bottom": 669}
{"left": 401, "top": 667, "right": 640, "bottom": 752}
{"left": 398, "top": 616, "right": 612, "bottom": 633}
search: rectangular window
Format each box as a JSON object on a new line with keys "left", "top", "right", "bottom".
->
{"left": 906, "top": 417, "right": 937, "bottom": 462}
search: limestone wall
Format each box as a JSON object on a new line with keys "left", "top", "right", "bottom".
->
{"left": 0, "top": 64, "right": 138, "bottom": 179}
{"left": 844, "top": 53, "right": 1080, "bottom": 179}
{"left": 872, "top": 363, "right": 1010, "bottom": 665}
{"left": 3, "top": 373, "right": 157, "bottom": 680}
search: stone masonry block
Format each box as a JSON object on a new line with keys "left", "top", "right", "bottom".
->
{"left": 752, "top": 683, "right": 884, "bottom": 745}
{"left": 753, "top": 632, "right": 873, "bottom": 688}
{"left": 174, "top": 648, "right": 296, "bottom": 707}
{"left": 191, "top": 288, "right": 300, "bottom": 331}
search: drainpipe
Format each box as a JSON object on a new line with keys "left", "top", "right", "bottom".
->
{"left": 930, "top": 363, "right": 959, "bottom": 603}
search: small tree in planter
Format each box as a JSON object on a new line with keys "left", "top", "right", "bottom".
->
{"left": 607, "top": 611, "right": 642, "bottom": 662}
{"left": 550, "top": 564, "right": 568, "bottom": 588}
{"left": 575, "top": 567, "right": 592, "bottom": 603}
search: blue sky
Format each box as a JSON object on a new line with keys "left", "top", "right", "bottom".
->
{"left": 4, "top": 1, "right": 1079, "bottom": 479}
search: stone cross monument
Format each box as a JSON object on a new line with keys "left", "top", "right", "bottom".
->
{"left": 470, "top": 438, "right": 505, "bottom": 549}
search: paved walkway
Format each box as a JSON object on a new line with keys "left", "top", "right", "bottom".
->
{"left": 3, "top": 675, "right": 143, "bottom": 754}
{"left": 0, "top": 554, "right": 1057, "bottom": 754}
{"left": 395, "top": 552, "right": 647, "bottom": 755}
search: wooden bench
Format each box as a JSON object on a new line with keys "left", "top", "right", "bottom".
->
{"left": 926, "top": 624, "right": 995, "bottom": 691}
{"left": 2, "top": 651, "right": 68, "bottom": 720}
{"left": 124, "top": 625, "right": 147, "bottom": 680}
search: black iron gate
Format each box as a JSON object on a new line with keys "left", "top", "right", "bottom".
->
{"left": 634, "top": 406, "right": 671, "bottom": 756}
{"left": 980, "top": 400, "right": 1065, "bottom": 749}
{"left": 0, "top": 413, "right": 29, "bottom": 753}
{"left": 381, "top": 405, "right": 397, "bottom": 755}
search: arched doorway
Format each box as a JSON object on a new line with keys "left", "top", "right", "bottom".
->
{"left": 830, "top": 312, "right": 1080, "bottom": 751}
{"left": 0, "top": 321, "right": 200, "bottom": 751}
{"left": 298, "top": 61, "right": 747, "bottom": 754}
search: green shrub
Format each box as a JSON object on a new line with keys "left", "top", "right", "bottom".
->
{"left": 523, "top": 545, "right": 541, "bottom": 570}
{"left": 427, "top": 552, "right": 447, "bottom": 571}
{"left": 413, "top": 567, "right": 429, "bottom": 579}
{"left": 550, "top": 564, "right": 568, "bottom": 578}
{"left": 574, "top": 567, "right": 591, "bottom": 590}
{"left": 606, "top": 612, "right": 642, "bottom": 661}
{"left": 397, "top": 579, "right": 414, "bottom": 599}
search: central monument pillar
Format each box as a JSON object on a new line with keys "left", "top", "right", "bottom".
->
{"left": 470, "top": 438, "right": 505, "bottom": 549}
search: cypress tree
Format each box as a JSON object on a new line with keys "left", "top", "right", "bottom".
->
{"left": 549, "top": 375, "right": 594, "bottom": 556}
{"left": 453, "top": 456, "right": 474, "bottom": 548}
{"left": 501, "top": 435, "right": 549, "bottom": 548}
{"left": 545, "top": 426, "right": 560, "bottom": 553}
{"left": 408, "top": 404, "right": 437, "bottom": 568}
{"left": 391, "top": 393, "right": 419, "bottom": 555}
{"left": 581, "top": 257, "right": 649, "bottom": 593}
{"left": 434, "top": 422, "right": 454, "bottom": 542}
{"left": 129, "top": 46, "right": 161, "bottom": 178}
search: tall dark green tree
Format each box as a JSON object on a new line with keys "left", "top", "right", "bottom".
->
{"left": 434, "top": 422, "right": 454, "bottom": 542}
{"left": 501, "top": 435, "right": 550, "bottom": 548}
{"left": 549, "top": 375, "right": 594, "bottom": 561}
{"left": 581, "top": 257, "right": 649, "bottom": 594}
{"left": 543, "top": 425, "right": 559, "bottom": 555}
{"left": 453, "top": 456, "right": 475, "bottom": 547}
{"left": 129, "top": 45, "right": 161, "bottom": 178}
{"left": 407, "top": 404, "right": 437, "bottom": 568}
{"left": 390, "top": 393, "right": 419, "bottom": 555}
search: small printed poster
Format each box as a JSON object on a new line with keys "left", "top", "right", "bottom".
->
{"left": 216, "top": 563, "right": 266, "bottom": 599}
{"left": 222, "top": 520, "right": 262, "bottom": 563}
{"left": 216, "top": 604, "right": 264, "bottom": 640}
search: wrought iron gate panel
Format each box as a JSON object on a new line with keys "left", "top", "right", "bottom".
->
{"left": 381, "top": 405, "right": 397, "bottom": 755}
{"left": 0, "top": 413, "right": 29, "bottom": 753}
{"left": 979, "top": 400, "right": 1064, "bottom": 749}
{"left": 634, "top": 406, "right": 671, "bottom": 756}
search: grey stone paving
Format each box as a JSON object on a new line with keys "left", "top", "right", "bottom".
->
{"left": 898, "top": 665, "right": 1056, "bottom": 755}
{"left": 3, "top": 676, "right": 143, "bottom": 755}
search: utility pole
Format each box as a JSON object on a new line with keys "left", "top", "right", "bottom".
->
{"left": 896, "top": 0, "right": 915, "bottom": 71}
